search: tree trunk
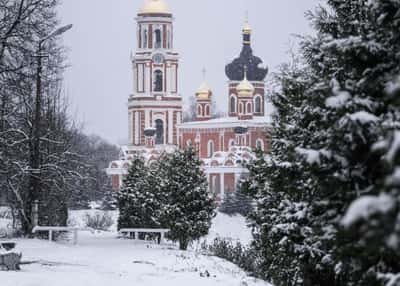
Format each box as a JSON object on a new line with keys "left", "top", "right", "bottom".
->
{"left": 179, "top": 238, "right": 188, "bottom": 250}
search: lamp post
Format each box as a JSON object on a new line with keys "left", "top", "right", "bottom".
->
{"left": 30, "top": 24, "right": 72, "bottom": 231}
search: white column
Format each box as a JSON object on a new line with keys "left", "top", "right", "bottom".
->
{"left": 168, "top": 110, "right": 173, "bottom": 144}
{"left": 145, "top": 109, "right": 150, "bottom": 128}
{"left": 166, "top": 64, "right": 171, "bottom": 95}
{"left": 135, "top": 112, "right": 140, "bottom": 145}
{"left": 145, "top": 64, "right": 151, "bottom": 94}
{"left": 220, "top": 173, "right": 225, "bottom": 201}
{"left": 129, "top": 111, "right": 133, "bottom": 144}
{"left": 234, "top": 173, "right": 241, "bottom": 192}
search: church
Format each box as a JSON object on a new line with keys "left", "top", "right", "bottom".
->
{"left": 106, "top": 0, "right": 271, "bottom": 201}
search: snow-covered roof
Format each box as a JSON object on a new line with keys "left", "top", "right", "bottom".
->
{"left": 203, "top": 146, "right": 256, "bottom": 168}
{"left": 178, "top": 116, "right": 271, "bottom": 129}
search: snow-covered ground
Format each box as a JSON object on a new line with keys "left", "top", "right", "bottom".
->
{"left": 67, "top": 210, "right": 253, "bottom": 245}
{"left": 1, "top": 210, "right": 266, "bottom": 286}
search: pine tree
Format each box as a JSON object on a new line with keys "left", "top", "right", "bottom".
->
{"left": 246, "top": 0, "right": 400, "bottom": 285}
{"left": 160, "top": 147, "right": 216, "bottom": 250}
{"left": 117, "top": 157, "right": 163, "bottom": 231}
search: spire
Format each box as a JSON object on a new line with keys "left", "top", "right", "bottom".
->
{"left": 242, "top": 11, "right": 252, "bottom": 45}
{"left": 196, "top": 68, "right": 212, "bottom": 100}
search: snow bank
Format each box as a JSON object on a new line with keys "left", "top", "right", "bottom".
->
{"left": 1, "top": 232, "right": 270, "bottom": 286}
{"left": 203, "top": 212, "right": 253, "bottom": 246}
{"left": 342, "top": 193, "right": 395, "bottom": 228}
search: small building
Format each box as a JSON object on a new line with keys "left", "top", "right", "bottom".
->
{"left": 106, "top": 0, "right": 271, "bottom": 201}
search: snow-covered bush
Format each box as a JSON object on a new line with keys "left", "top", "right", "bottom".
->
{"left": 84, "top": 212, "right": 114, "bottom": 231}
{"left": 202, "top": 238, "right": 261, "bottom": 277}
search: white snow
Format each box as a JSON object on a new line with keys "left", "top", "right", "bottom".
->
{"left": 203, "top": 213, "right": 253, "bottom": 246}
{"left": 386, "top": 131, "right": 400, "bottom": 164}
{"left": 295, "top": 147, "right": 331, "bottom": 165}
{"left": 385, "top": 167, "right": 400, "bottom": 186}
{"left": 385, "top": 75, "right": 400, "bottom": 96}
{"left": 325, "top": 92, "right": 351, "bottom": 108}
{"left": 342, "top": 193, "right": 395, "bottom": 228}
{"left": 1, "top": 232, "right": 270, "bottom": 286}
{"left": 0, "top": 210, "right": 262, "bottom": 285}
{"left": 348, "top": 111, "right": 379, "bottom": 124}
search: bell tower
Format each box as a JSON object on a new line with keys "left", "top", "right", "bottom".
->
{"left": 128, "top": 0, "right": 182, "bottom": 147}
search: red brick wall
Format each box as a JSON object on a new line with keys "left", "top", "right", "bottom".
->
{"left": 179, "top": 127, "right": 270, "bottom": 158}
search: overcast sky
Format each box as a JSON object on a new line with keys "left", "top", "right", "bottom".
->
{"left": 59, "top": 0, "right": 319, "bottom": 145}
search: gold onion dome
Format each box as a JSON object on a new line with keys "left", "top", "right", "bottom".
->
{"left": 237, "top": 71, "right": 254, "bottom": 97}
{"left": 139, "top": 0, "right": 171, "bottom": 15}
{"left": 196, "top": 81, "right": 212, "bottom": 100}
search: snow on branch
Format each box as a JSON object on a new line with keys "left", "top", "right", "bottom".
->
{"left": 295, "top": 147, "right": 331, "bottom": 165}
{"left": 341, "top": 193, "right": 395, "bottom": 228}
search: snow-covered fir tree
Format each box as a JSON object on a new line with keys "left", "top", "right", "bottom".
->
{"left": 117, "top": 156, "right": 163, "bottom": 232}
{"left": 245, "top": 1, "right": 400, "bottom": 284}
{"left": 159, "top": 147, "right": 216, "bottom": 250}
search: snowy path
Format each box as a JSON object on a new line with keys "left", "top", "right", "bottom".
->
{"left": 1, "top": 232, "right": 270, "bottom": 286}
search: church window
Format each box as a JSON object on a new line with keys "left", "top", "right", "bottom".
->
{"left": 205, "top": 105, "right": 210, "bottom": 116}
{"left": 154, "top": 70, "right": 163, "bottom": 92}
{"left": 142, "top": 28, "right": 148, "bottom": 49}
{"left": 230, "top": 96, "right": 236, "bottom": 113}
{"left": 208, "top": 140, "right": 215, "bottom": 158}
{"left": 247, "top": 102, "right": 252, "bottom": 114}
{"left": 239, "top": 102, "right": 243, "bottom": 114}
{"left": 154, "top": 28, "right": 162, "bottom": 49}
{"left": 155, "top": 119, "right": 164, "bottom": 145}
{"left": 166, "top": 26, "right": 171, "bottom": 49}
{"left": 255, "top": 96, "right": 262, "bottom": 113}
{"left": 197, "top": 105, "right": 202, "bottom": 117}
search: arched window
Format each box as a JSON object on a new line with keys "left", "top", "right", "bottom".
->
{"left": 256, "top": 139, "right": 264, "bottom": 151}
{"left": 154, "top": 28, "right": 162, "bottom": 49}
{"left": 205, "top": 105, "right": 210, "bottom": 116}
{"left": 247, "top": 102, "right": 252, "bottom": 114}
{"left": 239, "top": 102, "right": 243, "bottom": 114}
{"left": 197, "top": 105, "right": 203, "bottom": 117}
{"left": 142, "top": 28, "right": 148, "bottom": 49}
{"left": 208, "top": 140, "right": 215, "bottom": 158}
{"left": 155, "top": 119, "right": 164, "bottom": 145}
{"left": 255, "top": 96, "right": 262, "bottom": 113}
{"left": 230, "top": 96, "right": 236, "bottom": 113}
{"left": 167, "top": 27, "right": 171, "bottom": 49}
{"left": 153, "top": 70, "right": 163, "bottom": 92}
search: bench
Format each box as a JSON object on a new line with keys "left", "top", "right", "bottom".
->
{"left": 0, "top": 242, "right": 21, "bottom": 271}
{"left": 32, "top": 226, "right": 94, "bottom": 245}
{"left": 119, "top": 228, "right": 170, "bottom": 244}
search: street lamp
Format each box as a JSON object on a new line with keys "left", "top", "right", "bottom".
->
{"left": 30, "top": 24, "right": 73, "bottom": 230}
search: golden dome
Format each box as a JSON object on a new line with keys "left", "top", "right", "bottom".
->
{"left": 237, "top": 71, "right": 254, "bottom": 97}
{"left": 243, "top": 20, "right": 252, "bottom": 34}
{"left": 139, "top": 0, "right": 171, "bottom": 15}
{"left": 196, "top": 81, "right": 212, "bottom": 101}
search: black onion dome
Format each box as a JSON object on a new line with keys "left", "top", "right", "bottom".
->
{"left": 225, "top": 45, "right": 268, "bottom": 82}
